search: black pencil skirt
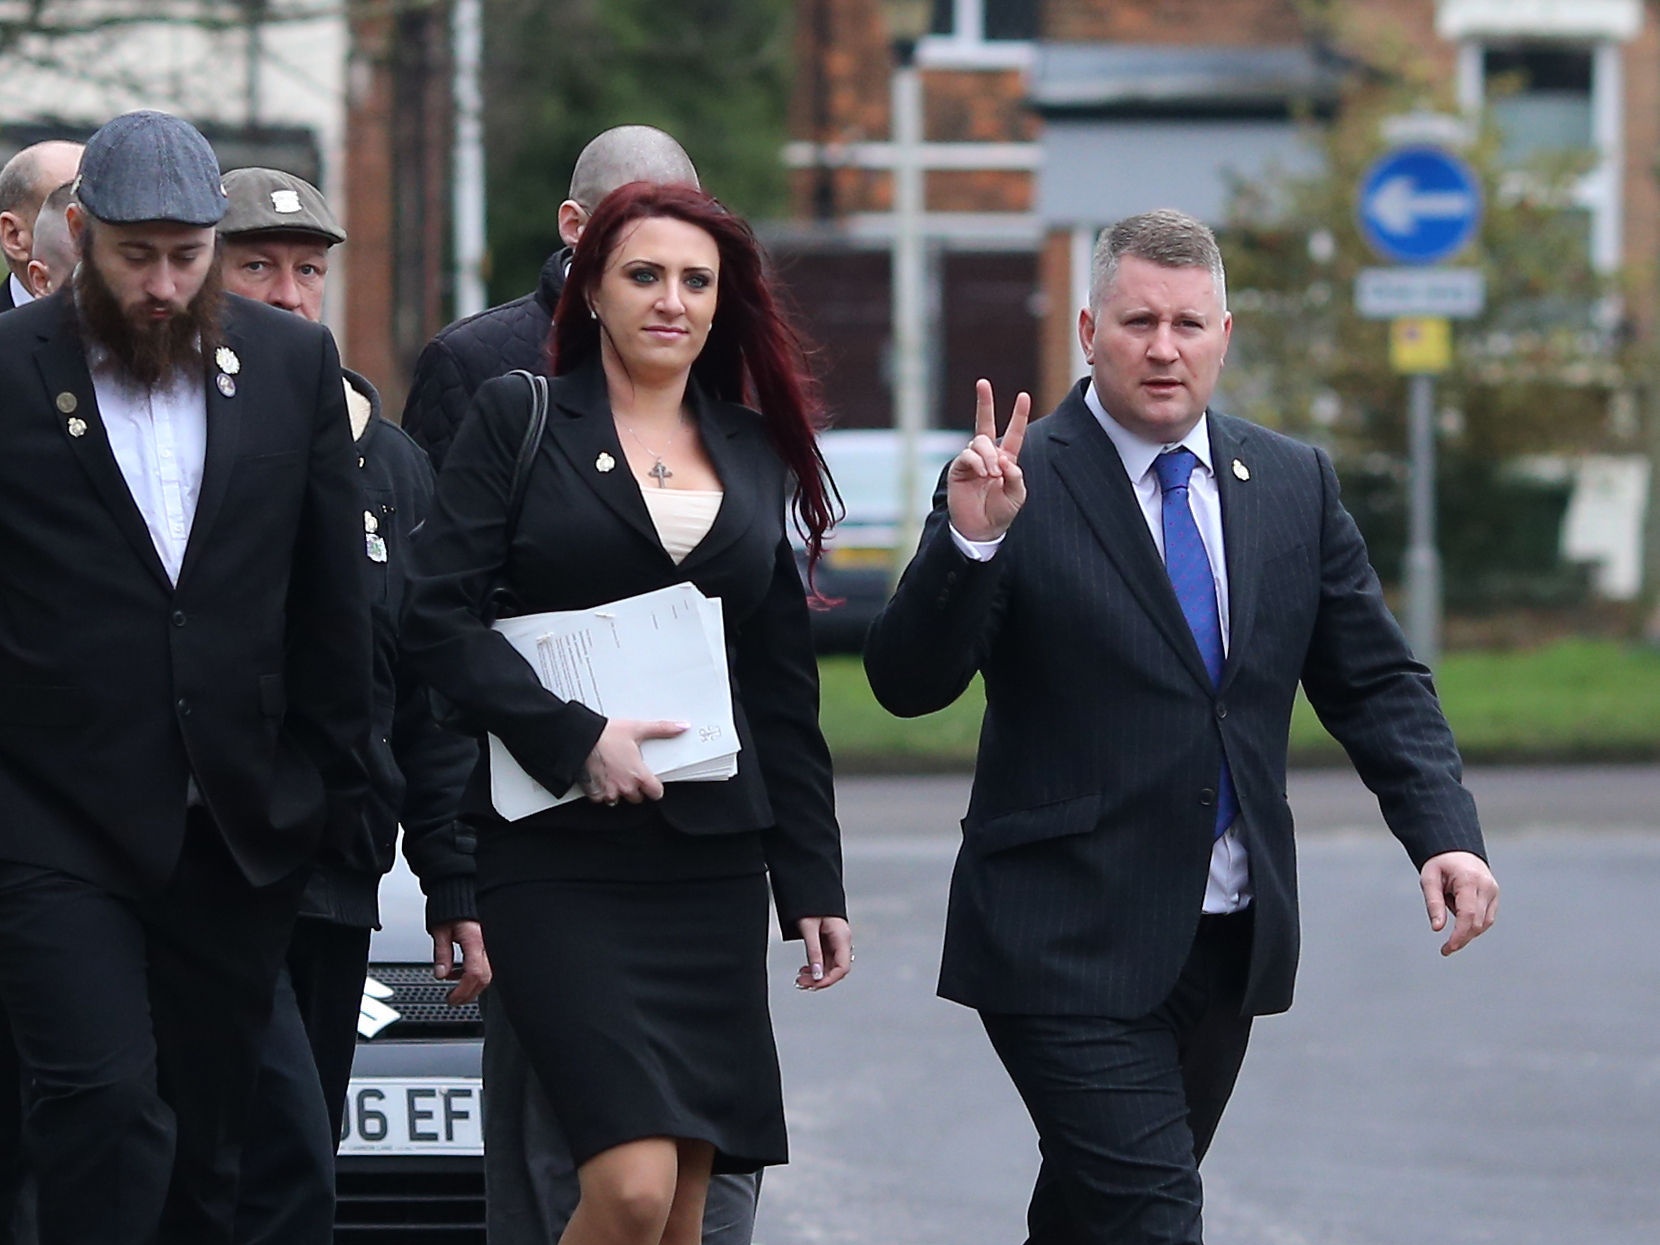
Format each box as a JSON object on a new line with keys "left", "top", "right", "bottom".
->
{"left": 479, "top": 867, "right": 787, "bottom": 1174}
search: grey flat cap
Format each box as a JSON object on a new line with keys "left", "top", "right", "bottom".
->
{"left": 220, "top": 167, "right": 346, "bottom": 245}
{"left": 75, "top": 110, "right": 226, "bottom": 226}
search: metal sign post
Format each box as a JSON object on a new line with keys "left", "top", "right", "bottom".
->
{"left": 1388, "top": 317, "right": 1452, "bottom": 668}
{"left": 1355, "top": 140, "right": 1484, "bottom": 668}
{"left": 1405, "top": 374, "right": 1441, "bottom": 669}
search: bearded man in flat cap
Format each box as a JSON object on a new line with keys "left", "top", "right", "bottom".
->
{"left": 0, "top": 110, "right": 370, "bottom": 1245}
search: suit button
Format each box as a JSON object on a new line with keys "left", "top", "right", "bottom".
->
{"left": 176, "top": 697, "right": 191, "bottom": 717}
{"left": 171, "top": 610, "right": 187, "bottom": 628}
{"left": 1215, "top": 701, "right": 1227, "bottom": 719}
{"left": 1198, "top": 788, "right": 1216, "bottom": 807}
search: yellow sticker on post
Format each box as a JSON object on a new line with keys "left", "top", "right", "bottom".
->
{"left": 1390, "top": 316, "right": 1452, "bottom": 375}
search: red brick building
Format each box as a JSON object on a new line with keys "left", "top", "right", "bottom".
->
{"left": 778, "top": 0, "right": 1660, "bottom": 428}
{"left": 330, "top": 0, "right": 1660, "bottom": 446}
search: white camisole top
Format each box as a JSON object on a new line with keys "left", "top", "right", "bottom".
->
{"left": 640, "top": 488, "right": 723, "bottom": 564}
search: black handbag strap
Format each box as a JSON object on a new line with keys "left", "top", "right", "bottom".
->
{"left": 503, "top": 369, "right": 549, "bottom": 543}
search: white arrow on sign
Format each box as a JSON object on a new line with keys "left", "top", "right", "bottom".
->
{"left": 1366, "top": 175, "right": 1478, "bottom": 236}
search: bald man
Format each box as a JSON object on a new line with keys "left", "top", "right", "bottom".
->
{"left": 0, "top": 140, "right": 82, "bottom": 311}
{"left": 24, "top": 183, "right": 76, "bottom": 299}
{"left": 398, "top": 124, "right": 697, "bottom": 468}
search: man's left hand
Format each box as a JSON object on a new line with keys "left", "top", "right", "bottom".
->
{"left": 430, "top": 919, "right": 492, "bottom": 1004}
{"left": 1419, "top": 851, "right": 1499, "bottom": 956}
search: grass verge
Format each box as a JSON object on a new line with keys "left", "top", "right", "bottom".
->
{"left": 818, "top": 638, "right": 1660, "bottom": 772}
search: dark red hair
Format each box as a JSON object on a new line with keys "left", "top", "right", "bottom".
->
{"left": 549, "top": 182, "right": 840, "bottom": 577}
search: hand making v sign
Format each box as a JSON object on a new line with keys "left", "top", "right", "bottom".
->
{"left": 947, "top": 378, "right": 1031, "bottom": 542}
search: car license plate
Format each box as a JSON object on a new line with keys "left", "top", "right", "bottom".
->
{"left": 338, "top": 1077, "right": 484, "bottom": 1155}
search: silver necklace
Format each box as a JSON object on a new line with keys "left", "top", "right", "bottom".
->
{"left": 618, "top": 416, "right": 688, "bottom": 488}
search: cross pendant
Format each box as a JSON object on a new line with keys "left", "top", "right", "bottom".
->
{"left": 648, "top": 459, "right": 673, "bottom": 488}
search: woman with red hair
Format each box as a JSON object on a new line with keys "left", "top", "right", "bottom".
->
{"left": 405, "top": 182, "right": 852, "bottom": 1245}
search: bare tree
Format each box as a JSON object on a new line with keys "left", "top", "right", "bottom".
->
{"left": 0, "top": 2, "right": 439, "bottom": 96}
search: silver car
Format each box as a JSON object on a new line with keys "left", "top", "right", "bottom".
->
{"left": 799, "top": 429, "right": 966, "bottom": 651}
{"left": 334, "top": 853, "right": 485, "bottom": 1242}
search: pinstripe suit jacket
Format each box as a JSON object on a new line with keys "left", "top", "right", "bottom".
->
{"left": 864, "top": 381, "right": 1484, "bottom": 1018}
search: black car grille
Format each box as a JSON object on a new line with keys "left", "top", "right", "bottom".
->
{"left": 363, "top": 964, "right": 484, "bottom": 1039}
{"left": 335, "top": 1166, "right": 485, "bottom": 1241}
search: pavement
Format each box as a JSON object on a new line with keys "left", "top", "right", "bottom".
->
{"left": 754, "top": 765, "right": 1660, "bottom": 1245}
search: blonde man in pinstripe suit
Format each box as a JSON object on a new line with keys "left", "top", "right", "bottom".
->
{"left": 866, "top": 209, "right": 1498, "bottom": 1245}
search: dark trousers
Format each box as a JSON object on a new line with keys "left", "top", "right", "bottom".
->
{"left": 0, "top": 817, "right": 304, "bottom": 1245}
{"left": 285, "top": 918, "right": 373, "bottom": 1146}
{"left": 232, "top": 918, "right": 369, "bottom": 1245}
{"left": 481, "top": 995, "right": 763, "bottom": 1245}
{"left": 981, "top": 909, "right": 1255, "bottom": 1245}
{"left": 0, "top": 1010, "right": 30, "bottom": 1245}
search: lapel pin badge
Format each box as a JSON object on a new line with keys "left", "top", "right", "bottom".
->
{"left": 364, "top": 510, "right": 388, "bottom": 562}
{"left": 55, "top": 392, "right": 77, "bottom": 414}
{"left": 1232, "top": 458, "right": 1250, "bottom": 482}
{"left": 216, "top": 373, "right": 237, "bottom": 398}
{"left": 66, "top": 416, "right": 87, "bottom": 438}
{"left": 215, "top": 346, "right": 241, "bottom": 376}
{"left": 595, "top": 451, "right": 616, "bottom": 473}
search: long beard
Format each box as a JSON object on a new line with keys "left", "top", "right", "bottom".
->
{"left": 74, "top": 257, "right": 224, "bottom": 389}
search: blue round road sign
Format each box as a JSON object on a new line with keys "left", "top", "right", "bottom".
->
{"left": 1357, "top": 146, "right": 1482, "bottom": 266}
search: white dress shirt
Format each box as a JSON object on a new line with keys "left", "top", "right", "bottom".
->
{"left": 950, "top": 382, "right": 1251, "bottom": 913}
{"left": 9, "top": 273, "right": 33, "bottom": 308}
{"left": 88, "top": 347, "right": 208, "bottom": 586}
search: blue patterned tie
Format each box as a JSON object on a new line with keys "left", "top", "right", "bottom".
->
{"left": 1153, "top": 448, "right": 1237, "bottom": 839}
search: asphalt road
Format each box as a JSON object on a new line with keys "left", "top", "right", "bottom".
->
{"left": 755, "top": 766, "right": 1660, "bottom": 1245}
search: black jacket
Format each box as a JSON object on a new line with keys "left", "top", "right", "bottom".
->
{"left": 402, "top": 360, "right": 846, "bottom": 931}
{"left": 400, "top": 248, "right": 569, "bottom": 471}
{"left": 865, "top": 383, "right": 1484, "bottom": 1018}
{"left": 303, "top": 369, "right": 479, "bottom": 930}
{"left": 0, "top": 291, "right": 371, "bottom": 892}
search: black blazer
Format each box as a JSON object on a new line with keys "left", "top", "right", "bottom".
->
{"left": 865, "top": 382, "right": 1484, "bottom": 1018}
{"left": 0, "top": 292, "right": 372, "bottom": 893}
{"left": 402, "top": 359, "right": 844, "bottom": 927}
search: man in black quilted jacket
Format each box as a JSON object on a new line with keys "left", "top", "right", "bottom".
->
{"left": 399, "top": 125, "right": 697, "bottom": 469}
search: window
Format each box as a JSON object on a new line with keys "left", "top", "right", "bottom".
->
{"left": 927, "top": 0, "right": 1037, "bottom": 44}
{"left": 1483, "top": 45, "right": 1593, "bottom": 164}
{"left": 1458, "top": 36, "right": 1622, "bottom": 271}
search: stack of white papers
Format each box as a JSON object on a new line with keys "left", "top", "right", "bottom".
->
{"left": 486, "top": 583, "right": 739, "bottom": 821}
